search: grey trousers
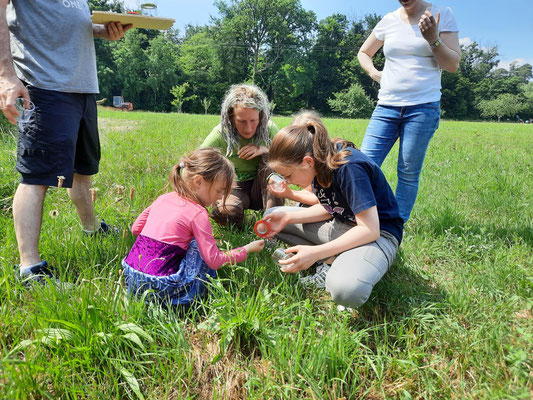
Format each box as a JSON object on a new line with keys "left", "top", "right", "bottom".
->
{"left": 264, "top": 206, "right": 399, "bottom": 308}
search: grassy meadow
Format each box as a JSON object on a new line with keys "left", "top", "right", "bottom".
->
{"left": 0, "top": 110, "right": 532, "bottom": 399}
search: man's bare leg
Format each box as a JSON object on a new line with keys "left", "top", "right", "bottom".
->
{"left": 67, "top": 173, "right": 97, "bottom": 232}
{"left": 13, "top": 183, "right": 47, "bottom": 267}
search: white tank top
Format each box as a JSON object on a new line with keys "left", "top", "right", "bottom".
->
{"left": 372, "top": 5, "right": 458, "bottom": 106}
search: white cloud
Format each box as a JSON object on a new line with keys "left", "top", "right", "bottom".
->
{"left": 459, "top": 37, "right": 473, "bottom": 47}
{"left": 498, "top": 58, "right": 533, "bottom": 70}
{"left": 459, "top": 36, "right": 495, "bottom": 53}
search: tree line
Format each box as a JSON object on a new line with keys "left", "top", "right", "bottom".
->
{"left": 91, "top": 0, "right": 533, "bottom": 121}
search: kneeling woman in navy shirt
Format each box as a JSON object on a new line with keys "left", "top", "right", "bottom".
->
{"left": 264, "top": 118, "right": 404, "bottom": 308}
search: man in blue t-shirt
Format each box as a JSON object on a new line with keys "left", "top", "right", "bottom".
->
{"left": 0, "top": 0, "right": 131, "bottom": 284}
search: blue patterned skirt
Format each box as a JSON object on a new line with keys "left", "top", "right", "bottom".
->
{"left": 122, "top": 239, "right": 216, "bottom": 306}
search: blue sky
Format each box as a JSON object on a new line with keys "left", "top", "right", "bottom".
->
{"left": 124, "top": 0, "right": 533, "bottom": 69}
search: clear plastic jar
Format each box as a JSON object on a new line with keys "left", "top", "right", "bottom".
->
{"left": 272, "top": 248, "right": 293, "bottom": 268}
{"left": 267, "top": 173, "right": 286, "bottom": 192}
{"left": 140, "top": 2, "right": 157, "bottom": 16}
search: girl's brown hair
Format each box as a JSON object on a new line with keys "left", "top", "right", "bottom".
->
{"left": 169, "top": 147, "right": 235, "bottom": 208}
{"left": 269, "top": 120, "right": 355, "bottom": 188}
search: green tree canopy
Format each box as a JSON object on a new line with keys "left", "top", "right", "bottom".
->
{"left": 86, "top": 0, "right": 532, "bottom": 120}
{"left": 212, "top": 0, "right": 316, "bottom": 85}
{"left": 477, "top": 93, "right": 526, "bottom": 122}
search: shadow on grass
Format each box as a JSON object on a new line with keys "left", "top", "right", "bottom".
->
{"left": 355, "top": 246, "right": 450, "bottom": 327}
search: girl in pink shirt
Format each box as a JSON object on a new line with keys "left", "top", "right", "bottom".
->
{"left": 122, "top": 148, "right": 265, "bottom": 306}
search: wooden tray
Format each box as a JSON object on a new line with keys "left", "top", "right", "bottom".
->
{"left": 91, "top": 11, "right": 175, "bottom": 30}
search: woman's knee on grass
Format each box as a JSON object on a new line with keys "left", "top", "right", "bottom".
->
{"left": 325, "top": 269, "right": 373, "bottom": 308}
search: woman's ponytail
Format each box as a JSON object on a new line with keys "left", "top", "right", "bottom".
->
{"left": 308, "top": 121, "right": 334, "bottom": 187}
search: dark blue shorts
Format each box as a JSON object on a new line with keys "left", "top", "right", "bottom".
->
{"left": 16, "top": 85, "right": 100, "bottom": 188}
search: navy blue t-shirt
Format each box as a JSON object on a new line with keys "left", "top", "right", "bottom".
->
{"left": 312, "top": 147, "right": 403, "bottom": 243}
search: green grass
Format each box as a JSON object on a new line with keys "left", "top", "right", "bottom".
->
{"left": 1, "top": 110, "right": 531, "bottom": 399}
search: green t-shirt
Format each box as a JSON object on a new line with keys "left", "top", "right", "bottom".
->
{"left": 201, "top": 120, "right": 278, "bottom": 181}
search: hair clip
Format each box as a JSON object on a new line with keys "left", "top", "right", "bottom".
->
{"left": 179, "top": 161, "right": 185, "bottom": 168}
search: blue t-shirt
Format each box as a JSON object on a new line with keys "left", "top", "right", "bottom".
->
{"left": 312, "top": 147, "right": 403, "bottom": 243}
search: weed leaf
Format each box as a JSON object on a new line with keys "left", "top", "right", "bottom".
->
{"left": 38, "top": 328, "right": 74, "bottom": 345}
{"left": 122, "top": 332, "right": 146, "bottom": 351}
{"left": 119, "top": 367, "right": 145, "bottom": 400}
{"left": 116, "top": 322, "right": 154, "bottom": 343}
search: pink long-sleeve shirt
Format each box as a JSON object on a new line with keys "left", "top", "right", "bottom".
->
{"left": 131, "top": 192, "right": 246, "bottom": 270}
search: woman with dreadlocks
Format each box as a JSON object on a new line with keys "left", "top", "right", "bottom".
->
{"left": 201, "top": 83, "right": 284, "bottom": 226}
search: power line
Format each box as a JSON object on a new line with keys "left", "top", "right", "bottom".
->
{"left": 183, "top": 41, "right": 362, "bottom": 52}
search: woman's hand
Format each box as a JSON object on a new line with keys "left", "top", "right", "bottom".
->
{"left": 267, "top": 180, "right": 293, "bottom": 199}
{"left": 278, "top": 245, "right": 320, "bottom": 273}
{"left": 357, "top": 32, "right": 384, "bottom": 82}
{"left": 244, "top": 239, "right": 265, "bottom": 254}
{"left": 419, "top": 11, "right": 461, "bottom": 72}
{"left": 238, "top": 144, "right": 267, "bottom": 160}
{"left": 419, "top": 10, "right": 440, "bottom": 44}
{"left": 264, "top": 212, "right": 289, "bottom": 237}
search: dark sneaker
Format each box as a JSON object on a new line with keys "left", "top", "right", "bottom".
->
{"left": 85, "top": 219, "right": 119, "bottom": 236}
{"left": 300, "top": 262, "right": 330, "bottom": 289}
{"left": 16, "top": 261, "right": 72, "bottom": 290}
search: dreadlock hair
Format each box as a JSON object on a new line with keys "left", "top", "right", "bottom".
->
{"left": 269, "top": 120, "right": 356, "bottom": 188}
{"left": 169, "top": 148, "right": 235, "bottom": 209}
{"left": 219, "top": 83, "right": 271, "bottom": 157}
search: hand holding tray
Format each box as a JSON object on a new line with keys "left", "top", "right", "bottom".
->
{"left": 91, "top": 11, "right": 175, "bottom": 30}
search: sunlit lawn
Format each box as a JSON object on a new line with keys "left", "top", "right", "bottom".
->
{"left": 0, "top": 110, "right": 531, "bottom": 399}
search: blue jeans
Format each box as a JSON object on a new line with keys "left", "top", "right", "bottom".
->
{"left": 122, "top": 240, "right": 216, "bottom": 306}
{"left": 361, "top": 102, "right": 440, "bottom": 222}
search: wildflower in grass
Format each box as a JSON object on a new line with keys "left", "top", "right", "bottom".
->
{"left": 49, "top": 210, "right": 59, "bottom": 219}
{"left": 89, "top": 187, "right": 99, "bottom": 202}
{"left": 116, "top": 185, "right": 124, "bottom": 195}
{"left": 129, "top": 186, "right": 135, "bottom": 200}
{"left": 57, "top": 175, "right": 65, "bottom": 188}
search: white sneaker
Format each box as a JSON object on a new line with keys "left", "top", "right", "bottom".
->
{"left": 300, "top": 263, "right": 330, "bottom": 289}
{"left": 337, "top": 304, "right": 354, "bottom": 313}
